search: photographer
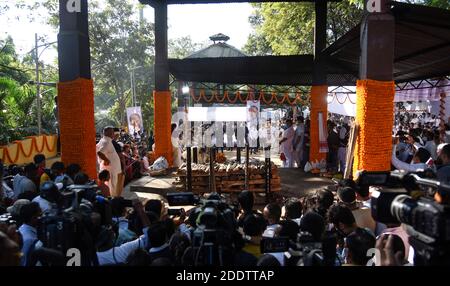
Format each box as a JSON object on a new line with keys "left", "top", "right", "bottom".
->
{"left": 327, "top": 204, "right": 358, "bottom": 258}
{"left": 436, "top": 144, "right": 450, "bottom": 184}
{"left": 299, "top": 211, "right": 325, "bottom": 242}
{"left": 262, "top": 203, "right": 282, "bottom": 238}
{"left": 283, "top": 198, "right": 303, "bottom": 226}
{"left": 392, "top": 138, "right": 431, "bottom": 172}
{"left": 337, "top": 187, "right": 376, "bottom": 234}
{"left": 237, "top": 190, "right": 256, "bottom": 226}
{"left": 13, "top": 163, "right": 38, "bottom": 200}
{"left": 18, "top": 202, "right": 42, "bottom": 266}
{"left": 32, "top": 181, "right": 62, "bottom": 213}
{"left": 241, "top": 213, "right": 267, "bottom": 259}
{"left": 52, "top": 161, "right": 74, "bottom": 187}
{"left": 96, "top": 200, "right": 151, "bottom": 265}
{"left": 342, "top": 228, "right": 376, "bottom": 266}
{"left": 110, "top": 197, "right": 137, "bottom": 246}
{"left": 147, "top": 221, "right": 173, "bottom": 264}
{"left": 313, "top": 189, "right": 335, "bottom": 220}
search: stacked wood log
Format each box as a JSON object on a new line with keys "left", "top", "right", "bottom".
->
{"left": 173, "top": 159, "right": 281, "bottom": 194}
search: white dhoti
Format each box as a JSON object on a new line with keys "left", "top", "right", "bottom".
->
{"left": 107, "top": 171, "right": 119, "bottom": 197}
{"left": 282, "top": 151, "right": 294, "bottom": 168}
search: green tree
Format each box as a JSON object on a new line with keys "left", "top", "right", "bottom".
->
{"left": 169, "top": 36, "right": 206, "bottom": 59}
{"left": 0, "top": 36, "right": 57, "bottom": 145}
{"left": 42, "top": 0, "right": 156, "bottom": 132}
{"left": 245, "top": 1, "right": 363, "bottom": 55}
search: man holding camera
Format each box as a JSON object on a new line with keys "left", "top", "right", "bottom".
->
{"left": 97, "top": 126, "right": 122, "bottom": 197}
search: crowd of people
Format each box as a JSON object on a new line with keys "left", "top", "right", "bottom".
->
{"left": 0, "top": 107, "right": 449, "bottom": 267}
{"left": 278, "top": 110, "right": 450, "bottom": 185}
{"left": 0, "top": 169, "right": 415, "bottom": 266}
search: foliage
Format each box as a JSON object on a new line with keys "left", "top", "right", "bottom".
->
{"left": 0, "top": 36, "right": 57, "bottom": 145}
{"left": 169, "top": 36, "right": 206, "bottom": 59}
{"left": 244, "top": 1, "right": 363, "bottom": 56}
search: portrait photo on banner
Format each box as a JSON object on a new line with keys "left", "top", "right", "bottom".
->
{"left": 126, "top": 106, "right": 144, "bottom": 136}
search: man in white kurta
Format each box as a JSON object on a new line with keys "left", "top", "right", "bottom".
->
{"left": 97, "top": 127, "right": 122, "bottom": 197}
{"left": 280, "top": 119, "right": 295, "bottom": 168}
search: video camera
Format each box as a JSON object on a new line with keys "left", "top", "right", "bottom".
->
{"left": 261, "top": 231, "right": 338, "bottom": 266}
{"left": 166, "top": 192, "right": 237, "bottom": 266}
{"left": 356, "top": 170, "right": 450, "bottom": 266}
{"left": 37, "top": 183, "right": 114, "bottom": 266}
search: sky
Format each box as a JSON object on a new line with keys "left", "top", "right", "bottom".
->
{"left": 0, "top": 1, "right": 254, "bottom": 64}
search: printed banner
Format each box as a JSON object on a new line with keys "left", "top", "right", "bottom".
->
{"left": 126, "top": 106, "right": 143, "bottom": 136}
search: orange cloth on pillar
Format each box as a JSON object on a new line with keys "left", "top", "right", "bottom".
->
{"left": 309, "top": 85, "right": 328, "bottom": 163}
{"left": 57, "top": 78, "right": 97, "bottom": 179}
{"left": 153, "top": 91, "right": 173, "bottom": 166}
{"left": 353, "top": 79, "right": 395, "bottom": 178}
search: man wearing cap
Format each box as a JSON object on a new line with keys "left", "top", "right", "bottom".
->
{"left": 7, "top": 199, "right": 31, "bottom": 223}
{"left": 32, "top": 181, "right": 63, "bottom": 213}
{"left": 97, "top": 127, "right": 122, "bottom": 197}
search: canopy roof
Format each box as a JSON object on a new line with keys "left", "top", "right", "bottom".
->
{"left": 140, "top": 0, "right": 340, "bottom": 6}
{"left": 168, "top": 2, "right": 450, "bottom": 86}
{"left": 325, "top": 1, "right": 450, "bottom": 84}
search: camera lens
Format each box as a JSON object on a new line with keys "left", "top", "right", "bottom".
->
{"left": 390, "top": 194, "right": 417, "bottom": 225}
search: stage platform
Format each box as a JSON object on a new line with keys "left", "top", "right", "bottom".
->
{"left": 123, "top": 168, "right": 334, "bottom": 205}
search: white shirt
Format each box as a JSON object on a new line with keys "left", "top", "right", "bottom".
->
{"left": 263, "top": 224, "right": 281, "bottom": 238}
{"left": 19, "top": 224, "right": 38, "bottom": 266}
{"left": 97, "top": 226, "right": 149, "bottom": 265}
{"left": 32, "top": 196, "right": 53, "bottom": 213}
{"left": 294, "top": 124, "right": 305, "bottom": 151}
{"left": 96, "top": 136, "right": 121, "bottom": 175}
{"left": 391, "top": 145, "right": 428, "bottom": 172}
{"left": 1, "top": 181, "right": 15, "bottom": 199}
{"left": 280, "top": 126, "right": 295, "bottom": 154}
{"left": 142, "top": 157, "right": 150, "bottom": 171}
{"left": 13, "top": 175, "right": 36, "bottom": 199}
{"left": 424, "top": 140, "right": 437, "bottom": 160}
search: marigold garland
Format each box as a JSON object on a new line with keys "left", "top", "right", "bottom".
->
{"left": 228, "top": 91, "right": 239, "bottom": 104}
{"left": 58, "top": 78, "right": 97, "bottom": 179}
{"left": 215, "top": 90, "right": 227, "bottom": 103}
{"left": 352, "top": 79, "right": 395, "bottom": 178}
{"left": 0, "top": 135, "right": 58, "bottom": 165}
{"left": 309, "top": 86, "right": 328, "bottom": 163}
{"left": 190, "top": 90, "right": 310, "bottom": 106}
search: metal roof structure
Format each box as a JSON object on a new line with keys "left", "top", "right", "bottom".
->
{"left": 168, "top": 2, "right": 450, "bottom": 86}
{"left": 186, "top": 34, "right": 247, "bottom": 58}
{"left": 139, "top": 0, "right": 341, "bottom": 6}
{"left": 325, "top": 1, "right": 450, "bottom": 84}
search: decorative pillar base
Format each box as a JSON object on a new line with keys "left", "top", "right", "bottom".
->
{"left": 154, "top": 91, "right": 173, "bottom": 165}
{"left": 353, "top": 79, "right": 395, "bottom": 178}
{"left": 57, "top": 78, "right": 97, "bottom": 178}
{"left": 309, "top": 85, "right": 328, "bottom": 163}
